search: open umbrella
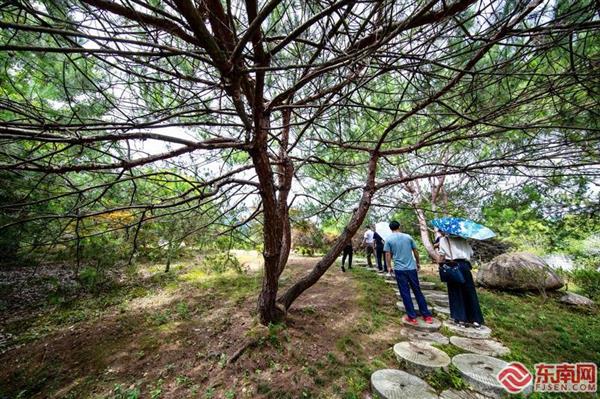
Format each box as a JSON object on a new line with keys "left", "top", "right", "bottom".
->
{"left": 431, "top": 217, "right": 495, "bottom": 240}
{"left": 374, "top": 222, "right": 393, "bottom": 241}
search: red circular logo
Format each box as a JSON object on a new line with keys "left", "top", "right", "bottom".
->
{"left": 497, "top": 362, "right": 533, "bottom": 393}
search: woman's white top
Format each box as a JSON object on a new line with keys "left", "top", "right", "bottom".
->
{"left": 438, "top": 236, "right": 473, "bottom": 261}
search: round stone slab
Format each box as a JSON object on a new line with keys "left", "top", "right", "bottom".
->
{"left": 371, "top": 369, "right": 438, "bottom": 399}
{"left": 402, "top": 316, "right": 441, "bottom": 332}
{"left": 394, "top": 342, "right": 451, "bottom": 377}
{"left": 400, "top": 328, "right": 449, "bottom": 345}
{"left": 440, "top": 388, "right": 490, "bottom": 399}
{"left": 443, "top": 321, "right": 491, "bottom": 339}
{"left": 452, "top": 353, "right": 514, "bottom": 398}
{"left": 396, "top": 301, "right": 422, "bottom": 316}
{"left": 450, "top": 336, "right": 510, "bottom": 357}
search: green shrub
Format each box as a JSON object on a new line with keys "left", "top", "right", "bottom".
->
{"left": 295, "top": 246, "right": 314, "bottom": 256}
{"left": 200, "top": 252, "right": 242, "bottom": 274}
{"left": 572, "top": 268, "right": 600, "bottom": 301}
{"left": 78, "top": 266, "right": 103, "bottom": 290}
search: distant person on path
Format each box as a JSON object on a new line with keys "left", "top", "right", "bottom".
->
{"left": 437, "top": 233, "right": 484, "bottom": 328}
{"left": 341, "top": 242, "right": 353, "bottom": 272}
{"left": 361, "top": 226, "right": 375, "bottom": 267}
{"left": 384, "top": 221, "right": 433, "bottom": 324}
{"left": 373, "top": 225, "right": 387, "bottom": 273}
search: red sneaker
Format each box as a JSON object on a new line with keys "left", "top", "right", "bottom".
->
{"left": 423, "top": 316, "right": 434, "bottom": 324}
{"left": 403, "top": 315, "right": 418, "bottom": 325}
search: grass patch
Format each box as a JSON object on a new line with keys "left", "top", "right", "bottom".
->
{"left": 478, "top": 289, "right": 600, "bottom": 367}
{"left": 351, "top": 268, "right": 401, "bottom": 333}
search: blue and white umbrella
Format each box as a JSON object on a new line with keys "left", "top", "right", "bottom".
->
{"left": 374, "top": 222, "right": 393, "bottom": 240}
{"left": 431, "top": 217, "right": 496, "bottom": 240}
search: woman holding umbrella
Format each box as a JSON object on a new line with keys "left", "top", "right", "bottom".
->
{"left": 433, "top": 217, "right": 493, "bottom": 328}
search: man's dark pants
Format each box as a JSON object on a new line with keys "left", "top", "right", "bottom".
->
{"left": 375, "top": 245, "right": 387, "bottom": 271}
{"left": 365, "top": 245, "right": 374, "bottom": 267}
{"left": 394, "top": 269, "right": 431, "bottom": 319}
{"left": 342, "top": 246, "right": 353, "bottom": 269}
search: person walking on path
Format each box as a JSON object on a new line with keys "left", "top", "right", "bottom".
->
{"left": 437, "top": 233, "right": 484, "bottom": 327}
{"left": 361, "top": 226, "right": 375, "bottom": 267}
{"left": 341, "top": 242, "right": 353, "bottom": 272}
{"left": 384, "top": 221, "right": 433, "bottom": 324}
{"left": 373, "top": 226, "right": 387, "bottom": 273}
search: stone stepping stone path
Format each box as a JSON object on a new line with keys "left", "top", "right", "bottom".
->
{"left": 443, "top": 321, "right": 492, "bottom": 339}
{"left": 450, "top": 336, "right": 510, "bottom": 357}
{"left": 432, "top": 305, "right": 450, "bottom": 317}
{"left": 424, "top": 292, "right": 448, "bottom": 302}
{"left": 452, "top": 353, "right": 519, "bottom": 398}
{"left": 396, "top": 291, "right": 428, "bottom": 302}
{"left": 371, "top": 369, "right": 438, "bottom": 399}
{"left": 400, "top": 328, "right": 449, "bottom": 345}
{"left": 421, "top": 289, "right": 446, "bottom": 296}
{"left": 394, "top": 341, "right": 451, "bottom": 377}
{"left": 440, "top": 388, "right": 490, "bottom": 399}
{"left": 430, "top": 296, "right": 449, "bottom": 307}
{"left": 396, "top": 300, "right": 422, "bottom": 316}
{"left": 370, "top": 273, "right": 518, "bottom": 399}
{"left": 402, "top": 316, "right": 442, "bottom": 332}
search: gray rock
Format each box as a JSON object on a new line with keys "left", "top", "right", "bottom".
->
{"left": 559, "top": 292, "right": 594, "bottom": 306}
{"left": 476, "top": 252, "right": 564, "bottom": 291}
{"left": 450, "top": 336, "right": 510, "bottom": 357}
{"left": 370, "top": 369, "right": 438, "bottom": 399}
{"left": 394, "top": 341, "right": 451, "bottom": 377}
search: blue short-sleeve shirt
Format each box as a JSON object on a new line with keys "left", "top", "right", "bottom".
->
{"left": 383, "top": 233, "right": 417, "bottom": 271}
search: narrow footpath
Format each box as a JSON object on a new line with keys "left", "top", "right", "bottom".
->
{"left": 357, "top": 262, "right": 519, "bottom": 399}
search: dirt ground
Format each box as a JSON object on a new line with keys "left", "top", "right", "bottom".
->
{"left": 0, "top": 256, "right": 404, "bottom": 399}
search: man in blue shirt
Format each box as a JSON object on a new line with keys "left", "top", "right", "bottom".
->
{"left": 384, "top": 220, "right": 433, "bottom": 324}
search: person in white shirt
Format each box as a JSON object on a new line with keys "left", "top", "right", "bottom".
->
{"left": 361, "top": 227, "right": 375, "bottom": 268}
{"left": 437, "top": 233, "right": 484, "bottom": 328}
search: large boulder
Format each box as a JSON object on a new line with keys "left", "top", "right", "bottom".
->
{"left": 559, "top": 292, "right": 594, "bottom": 307}
{"left": 476, "top": 252, "right": 564, "bottom": 291}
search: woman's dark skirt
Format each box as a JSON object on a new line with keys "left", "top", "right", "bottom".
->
{"left": 446, "top": 260, "right": 484, "bottom": 324}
